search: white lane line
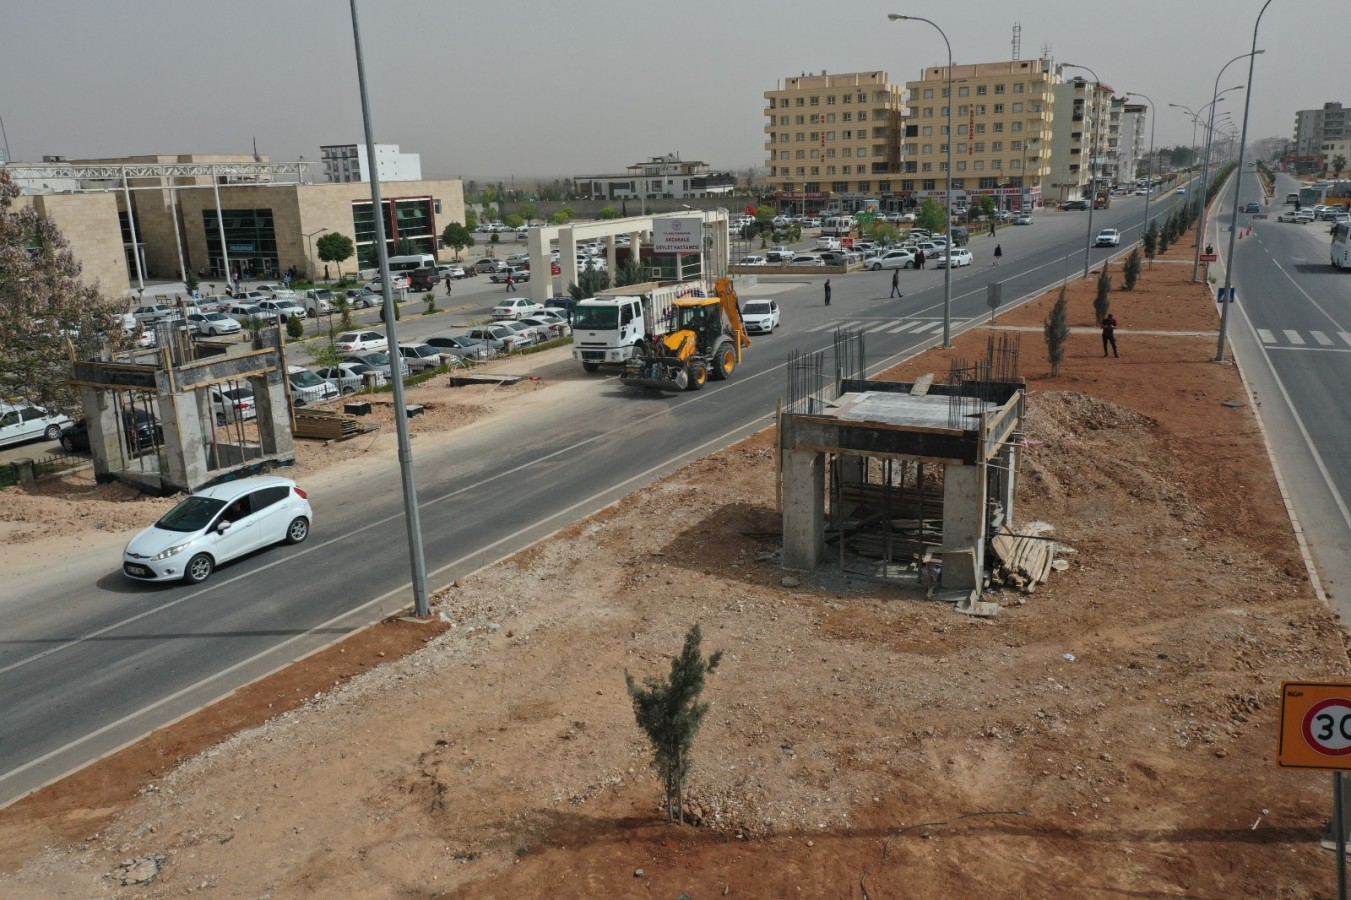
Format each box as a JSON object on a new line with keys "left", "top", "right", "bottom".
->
{"left": 1283, "top": 330, "right": 1305, "bottom": 345}
{"left": 805, "top": 321, "right": 836, "bottom": 332}
{"left": 1340, "top": 332, "right": 1351, "bottom": 347}
{"left": 1313, "top": 331, "right": 1333, "bottom": 346}
{"left": 1257, "top": 328, "right": 1276, "bottom": 343}
{"left": 888, "top": 321, "right": 921, "bottom": 333}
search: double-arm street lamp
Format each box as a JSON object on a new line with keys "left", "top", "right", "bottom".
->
{"left": 1061, "top": 63, "right": 1105, "bottom": 279}
{"left": 1193, "top": 52, "right": 1262, "bottom": 283}
{"left": 888, "top": 13, "right": 953, "bottom": 347}
{"left": 1124, "top": 91, "right": 1158, "bottom": 265}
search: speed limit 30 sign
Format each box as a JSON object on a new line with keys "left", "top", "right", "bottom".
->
{"left": 1278, "top": 682, "right": 1351, "bottom": 769}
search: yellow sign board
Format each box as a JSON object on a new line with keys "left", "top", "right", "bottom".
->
{"left": 1278, "top": 681, "right": 1351, "bottom": 770}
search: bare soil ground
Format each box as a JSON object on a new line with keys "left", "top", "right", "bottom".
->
{"left": 2, "top": 243, "right": 1349, "bottom": 898}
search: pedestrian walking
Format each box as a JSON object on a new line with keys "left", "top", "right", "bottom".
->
{"left": 916, "top": 249, "right": 926, "bottom": 270}
{"left": 824, "top": 279, "right": 832, "bottom": 306}
{"left": 993, "top": 244, "right": 1003, "bottom": 266}
{"left": 444, "top": 273, "right": 453, "bottom": 293}
{"left": 505, "top": 273, "right": 516, "bottom": 292}
{"left": 1102, "top": 313, "right": 1119, "bottom": 358}
{"left": 989, "top": 222, "right": 997, "bottom": 238}
{"left": 890, "top": 268, "right": 903, "bottom": 298}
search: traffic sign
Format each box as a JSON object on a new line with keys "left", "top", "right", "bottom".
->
{"left": 1278, "top": 682, "right": 1351, "bottom": 769}
{"left": 1217, "top": 287, "right": 1236, "bottom": 303}
{"left": 1200, "top": 253, "right": 1218, "bottom": 263}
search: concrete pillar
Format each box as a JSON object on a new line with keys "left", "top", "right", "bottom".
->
{"left": 82, "top": 385, "right": 125, "bottom": 475}
{"left": 160, "top": 392, "right": 207, "bottom": 491}
{"left": 629, "top": 230, "right": 643, "bottom": 279}
{"left": 559, "top": 227, "right": 579, "bottom": 298}
{"left": 605, "top": 235, "right": 617, "bottom": 275}
{"left": 782, "top": 448, "right": 826, "bottom": 571}
{"left": 999, "top": 441, "right": 1018, "bottom": 528}
{"left": 527, "top": 226, "right": 550, "bottom": 303}
{"left": 253, "top": 374, "right": 295, "bottom": 459}
{"left": 941, "top": 462, "right": 987, "bottom": 591}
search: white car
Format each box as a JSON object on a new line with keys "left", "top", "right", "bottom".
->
{"left": 210, "top": 385, "right": 257, "bottom": 425}
{"left": 491, "top": 298, "right": 544, "bottom": 320}
{"left": 257, "top": 298, "right": 306, "bottom": 322}
{"left": 0, "top": 403, "right": 71, "bottom": 448}
{"left": 132, "top": 304, "right": 178, "bottom": 324}
{"left": 740, "top": 300, "right": 780, "bottom": 334}
{"left": 789, "top": 254, "right": 825, "bottom": 266}
{"left": 868, "top": 250, "right": 917, "bottom": 270}
{"left": 186, "top": 312, "right": 241, "bottom": 336}
{"left": 334, "top": 330, "right": 388, "bottom": 353}
{"left": 815, "top": 236, "right": 842, "bottom": 251}
{"left": 737, "top": 255, "right": 768, "bottom": 266}
{"left": 1094, "top": 228, "right": 1122, "bottom": 247}
{"left": 1015, "top": 213, "right": 1035, "bottom": 225}
{"left": 315, "top": 362, "right": 384, "bottom": 394}
{"left": 368, "top": 274, "right": 411, "bottom": 292}
{"left": 933, "top": 248, "right": 974, "bottom": 268}
{"left": 287, "top": 366, "right": 339, "bottom": 407}
{"left": 122, "top": 476, "right": 312, "bottom": 584}
{"left": 1276, "top": 211, "right": 1302, "bottom": 223}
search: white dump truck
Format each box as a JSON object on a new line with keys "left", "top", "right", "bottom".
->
{"left": 570, "top": 280, "right": 703, "bottom": 373}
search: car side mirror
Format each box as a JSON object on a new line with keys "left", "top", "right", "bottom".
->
{"left": 217, "top": 520, "right": 232, "bottom": 533}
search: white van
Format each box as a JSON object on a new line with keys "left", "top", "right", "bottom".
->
{"left": 821, "top": 216, "right": 853, "bottom": 237}
{"left": 385, "top": 254, "right": 436, "bottom": 276}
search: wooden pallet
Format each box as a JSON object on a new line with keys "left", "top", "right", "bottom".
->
{"left": 989, "top": 525, "right": 1057, "bottom": 592}
{"left": 293, "top": 409, "right": 372, "bottom": 441}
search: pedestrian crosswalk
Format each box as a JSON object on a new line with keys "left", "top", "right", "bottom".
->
{"left": 804, "top": 319, "right": 950, "bottom": 335}
{"left": 1257, "top": 328, "right": 1351, "bottom": 349}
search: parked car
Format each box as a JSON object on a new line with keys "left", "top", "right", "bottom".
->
{"left": 344, "top": 349, "right": 408, "bottom": 380}
{"left": 334, "top": 330, "right": 388, "bottom": 353}
{"left": 740, "top": 300, "right": 781, "bottom": 334}
{"left": 1094, "top": 228, "right": 1122, "bottom": 247}
{"left": 300, "top": 289, "right": 336, "bottom": 317}
{"left": 815, "top": 236, "right": 842, "bottom": 251}
{"left": 1295, "top": 210, "right": 1315, "bottom": 223}
{"left": 258, "top": 298, "right": 306, "bottom": 323}
{"left": 491, "top": 297, "right": 545, "bottom": 320}
{"left": 933, "top": 248, "right": 974, "bottom": 268}
{"left": 315, "top": 361, "right": 384, "bottom": 394}
{"left": 869, "top": 249, "right": 916, "bottom": 270}
{"left": 737, "top": 255, "right": 768, "bottom": 266}
{"left": 132, "top": 304, "right": 178, "bottom": 324}
{"left": 186, "top": 312, "right": 242, "bottom": 337}
{"left": 253, "top": 283, "right": 288, "bottom": 298}
{"left": 231, "top": 291, "right": 268, "bottom": 305}
{"left": 224, "top": 302, "right": 265, "bottom": 321}
{"left": 1060, "top": 199, "right": 1090, "bottom": 211}
{"left": 490, "top": 267, "right": 530, "bottom": 284}
{"left": 764, "top": 247, "right": 796, "bottom": 263}
{"left": 210, "top": 385, "right": 256, "bottom": 426}
{"left": 344, "top": 287, "right": 381, "bottom": 309}
{"left": 435, "top": 263, "right": 468, "bottom": 279}
{"left": 423, "top": 333, "right": 497, "bottom": 361}
{"left": 0, "top": 402, "right": 71, "bottom": 448}
{"left": 368, "top": 273, "right": 410, "bottom": 292}
{"left": 503, "top": 320, "right": 540, "bottom": 347}
{"left": 1277, "top": 211, "right": 1302, "bottom": 223}
{"left": 790, "top": 254, "right": 825, "bottom": 266}
{"left": 122, "top": 476, "right": 312, "bottom": 584}
{"left": 463, "top": 324, "right": 518, "bottom": 352}
{"left": 1244, "top": 202, "right": 1261, "bottom": 214}
{"left": 286, "top": 366, "right": 339, "bottom": 407}
{"left": 1015, "top": 213, "right": 1035, "bottom": 225}
{"left": 473, "top": 257, "right": 505, "bottom": 274}
{"left": 396, "top": 343, "right": 448, "bottom": 374}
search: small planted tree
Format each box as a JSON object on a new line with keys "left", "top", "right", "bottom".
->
{"left": 441, "top": 222, "right": 474, "bottom": 260}
{"left": 915, "top": 197, "right": 947, "bottom": 235}
{"left": 336, "top": 295, "right": 354, "bottom": 331}
{"left": 1094, "top": 263, "right": 1112, "bottom": 325}
{"left": 1044, "top": 286, "right": 1070, "bottom": 377}
{"left": 423, "top": 291, "right": 437, "bottom": 315}
{"left": 392, "top": 237, "right": 419, "bottom": 257}
{"left": 1121, "top": 248, "right": 1142, "bottom": 291}
{"left": 516, "top": 202, "right": 538, "bottom": 225}
{"left": 379, "top": 301, "right": 401, "bottom": 323}
{"left": 569, "top": 265, "right": 610, "bottom": 302}
{"left": 285, "top": 314, "right": 305, "bottom": 341}
{"left": 185, "top": 270, "right": 200, "bottom": 295}
{"left": 597, "top": 207, "right": 621, "bottom": 220}
{"left": 978, "top": 195, "right": 997, "bottom": 221}
{"left": 1143, "top": 220, "right": 1158, "bottom": 268}
{"left": 614, "top": 256, "right": 643, "bottom": 287}
{"left": 1158, "top": 226, "right": 1170, "bottom": 256}
{"left": 503, "top": 213, "right": 524, "bottom": 229}
{"left": 625, "top": 624, "right": 723, "bottom": 824}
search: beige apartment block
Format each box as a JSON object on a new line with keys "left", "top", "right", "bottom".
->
{"left": 763, "top": 71, "right": 906, "bottom": 213}
{"left": 904, "top": 58, "right": 1058, "bottom": 212}
{"left": 1047, "top": 75, "right": 1118, "bottom": 204}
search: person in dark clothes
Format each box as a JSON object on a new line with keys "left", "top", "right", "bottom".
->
{"left": 994, "top": 244, "right": 1003, "bottom": 266}
{"left": 916, "top": 248, "right": 926, "bottom": 269}
{"left": 824, "top": 279, "right": 832, "bottom": 306}
{"left": 890, "top": 268, "right": 903, "bottom": 298}
{"left": 1102, "top": 313, "right": 1119, "bottom": 358}
{"left": 989, "top": 222, "right": 997, "bottom": 237}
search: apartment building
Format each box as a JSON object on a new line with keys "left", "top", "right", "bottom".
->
{"left": 902, "top": 59, "right": 1057, "bottom": 213}
{"left": 319, "top": 143, "right": 422, "bottom": 183}
{"left": 1292, "top": 102, "right": 1348, "bottom": 171}
{"left": 1117, "top": 102, "right": 1148, "bottom": 185}
{"left": 1047, "top": 75, "right": 1117, "bottom": 203}
{"left": 763, "top": 71, "right": 906, "bottom": 213}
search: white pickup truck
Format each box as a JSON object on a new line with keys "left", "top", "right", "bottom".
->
{"left": 301, "top": 289, "right": 337, "bottom": 318}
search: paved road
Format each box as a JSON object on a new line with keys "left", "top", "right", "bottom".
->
{"left": 0, "top": 188, "right": 1199, "bottom": 806}
{"left": 1215, "top": 167, "right": 1351, "bottom": 618}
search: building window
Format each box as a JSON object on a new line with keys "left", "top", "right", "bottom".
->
{"left": 994, "top": 103, "right": 1004, "bottom": 114}
{"left": 957, "top": 125, "right": 968, "bottom": 135}
{"left": 810, "top": 132, "right": 819, "bottom": 142}
{"left": 826, "top": 113, "right": 836, "bottom": 123}
{"left": 810, "top": 96, "right": 819, "bottom": 106}
{"left": 995, "top": 84, "right": 1006, "bottom": 94}
{"left": 956, "top": 161, "right": 967, "bottom": 171}
{"left": 992, "top": 159, "right": 1002, "bottom": 169}
{"left": 902, "top": 179, "right": 915, "bottom": 190}
{"left": 810, "top": 114, "right": 820, "bottom": 124}
{"left": 857, "top": 181, "right": 870, "bottom": 191}
{"left": 858, "top": 112, "right": 868, "bottom": 121}
{"left": 843, "top": 130, "right": 852, "bottom": 139}
{"left": 780, "top": 115, "right": 789, "bottom": 124}
{"left": 1012, "top": 122, "right": 1023, "bottom": 132}
{"left": 827, "top": 166, "right": 836, "bottom": 175}
{"left": 959, "top": 86, "right": 969, "bottom": 97}
{"left": 922, "top": 126, "right": 933, "bottom": 137}
{"left": 1011, "top": 140, "right": 1022, "bottom": 150}
{"left": 923, "top": 107, "right": 933, "bottom": 117}
{"left": 939, "top": 160, "right": 948, "bottom": 172}
{"left": 826, "top": 148, "right": 836, "bottom": 158}
{"left": 811, "top": 166, "right": 820, "bottom": 175}
{"left": 959, "top": 105, "right": 969, "bottom": 116}
{"left": 843, "top": 166, "right": 852, "bottom": 174}
{"left": 957, "top": 143, "right": 967, "bottom": 154}
{"left": 976, "top": 124, "right": 986, "bottom": 134}
{"left": 923, "top": 88, "right": 934, "bottom": 100}
{"left": 905, "top": 143, "right": 918, "bottom": 155}
{"left": 843, "top": 148, "right": 852, "bottom": 157}
{"left": 993, "top": 122, "right": 1004, "bottom": 133}
{"left": 922, "top": 144, "right": 933, "bottom": 155}
{"left": 1014, "top": 82, "right": 1025, "bottom": 93}
{"left": 879, "top": 180, "right": 891, "bottom": 191}
{"left": 843, "top": 112, "right": 853, "bottom": 122}
{"left": 795, "top": 97, "right": 804, "bottom": 106}
{"left": 977, "top": 85, "right": 987, "bottom": 96}
{"left": 940, "top": 143, "right": 948, "bottom": 153}
{"left": 1012, "top": 102, "right": 1023, "bottom": 113}
{"left": 974, "top": 161, "right": 984, "bottom": 170}
{"left": 797, "top": 133, "right": 805, "bottom": 142}
{"left": 810, "top": 149, "right": 819, "bottom": 159}
{"left": 796, "top": 115, "right": 805, "bottom": 124}
{"left": 922, "top": 178, "right": 936, "bottom": 190}
{"left": 974, "top": 142, "right": 985, "bottom": 152}
{"left": 843, "top": 93, "right": 852, "bottom": 104}
{"left": 1011, "top": 159, "right": 1021, "bottom": 170}
{"left": 796, "top": 167, "right": 805, "bottom": 176}
{"left": 857, "top": 92, "right": 866, "bottom": 102}
{"left": 857, "top": 148, "right": 868, "bottom": 158}
{"left": 993, "top": 141, "right": 1003, "bottom": 151}
{"left": 976, "top": 104, "right": 986, "bottom": 115}
{"left": 796, "top": 150, "right": 805, "bottom": 159}
{"left": 922, "top": 162, "right": 932, "bottom": 172}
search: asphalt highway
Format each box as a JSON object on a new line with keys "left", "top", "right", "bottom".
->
{"left": 0, "top": 187, "right": 1201, "bottom": 807}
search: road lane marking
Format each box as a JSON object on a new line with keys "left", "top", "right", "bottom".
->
{"left": 1257, "top": 328, "right": 1276, "bottom": 343}
{"left": 1313, "top": 331, "right": 1333, "bottom": 346}
{"left": 1283, "top": 330, "right": 1305, "bottom": 345}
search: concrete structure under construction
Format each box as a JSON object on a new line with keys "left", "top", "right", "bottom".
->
{"left": 903, "top": 58, "right": 1058, "bottom": 213}
{"left": 763, "top": 71, "right": 907, "bottom": 214}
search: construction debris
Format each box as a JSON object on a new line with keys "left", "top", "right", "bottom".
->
{"left": 990, "top": 524, "right": 1064, "bottom": 592}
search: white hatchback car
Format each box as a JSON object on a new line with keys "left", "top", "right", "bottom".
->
{"left": 122, "top": 476, "right": 312, "bottom": 584}
{"left": 1094, "top": 228, "right": 1122, "bottom": 247}
{"left": 933, "top": 248, "right": 974, "bottom": 268}
{"left": 740, "top": 299, "right": 781, "bottom": 334}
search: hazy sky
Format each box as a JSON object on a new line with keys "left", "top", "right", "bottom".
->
{"left": 1, "top": 0, "right": 1340, "bottom": 183}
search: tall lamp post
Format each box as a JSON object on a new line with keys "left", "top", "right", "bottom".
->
{"left": 1193, "top": 55, "right": 1260, "bottom": 283}
{"left": 1217, "top": 0, "right": 1277, "bottom": 365}
{"left": 889, "top": 13, "right": 953, "bottom": 347}
{"left": 1170, "top": 103, "right": 1207, "bottom": 198}
{"left": 1062, "top": 63, "right": 1105, "bottom": 279}
{"left": 1125, "top": 91, "right": 1158, "bottom": 264}
{"left": 304, "top": 227, "right": 328, "bottom": 282}
{"left": 0, "top": 113, "right": 11, "bottom": 164}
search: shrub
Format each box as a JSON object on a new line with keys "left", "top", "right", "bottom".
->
{"left": 423, "top": 292, "right": 437, "bottom": 315}
{"left": 379, "top": 302, "right": 401, "bottom": 323}
{"left": 1044, "top": 286, "right": 1070, "bottom": 377}
{"left": 285, "top": 314, "right": 305, "bottom": 341}
{"left": 1121, "top": 248, "right": 1141, "bottom": 291}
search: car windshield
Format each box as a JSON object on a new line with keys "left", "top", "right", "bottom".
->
{"left": 411, "top": 345, "right": 438, "bottom": 358}
{"left": 573, "top": 307, "right": 619, "bottom": 330}
{"left": 743, "top": 302, "right": 772, "bottom": 315}
{"left": 361, "top": 351, "right": 392, "bottom": 366}
{"left": 222, "top": 388, "right": 252, "bottom": 402}
{"left": 290, "top": 370, "right": 324, "bottom": 388}
{"left": 156, "top": 495, "right": 226, "bottom": 533}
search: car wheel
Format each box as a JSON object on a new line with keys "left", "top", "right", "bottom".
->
{"left": 184, "top": 553, "right": 214, "bottom": 584}
{"left": 285, "top": 516, "right": 310, "bottom": 545}
{"left": 582, "top": 362, "right": 601, "bottom": 373}
{"left": 60, "top": 434, "right": 76, "bottom": 452}
{"left": 306, "top": 309, "right": 316, "bottom": 318}
{"left": 871, "top": 263, "right": 882, "bottom": 271}
{"left": 44, "top": 424, "right": 62, "bottom": 441}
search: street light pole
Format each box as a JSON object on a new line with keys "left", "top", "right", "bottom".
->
{"left": 348, "top": 0, "right": 431, "bottom": 618}
{"left": 304, "top": 227, "right": 328, "bottom": 282}
{"left": 889, "top": 13, "right": 953, "bottom": 347}
{"left": 1193, "top": 56, "right": 1260, "bottom": 284}
{"left": 1125, "top": 91, "right": 1158, "bottom": 265}
{"left": 1062, "top": 63, "right": 1104, "bottom": 279}
{"left": 1217, "top": 0, "right": 1276, "bottom": 365}
{"left": 0, "top": 113, "right": 11, "bottom": 164}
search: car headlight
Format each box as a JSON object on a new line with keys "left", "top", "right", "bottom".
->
{"left": 152, "top": 541, "right": 192, "bottom": 561}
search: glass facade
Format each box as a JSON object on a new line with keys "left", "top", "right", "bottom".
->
{"left": 203, "top": 208, "right": 278, "bottom": 280}
{"left": 352, "top": 197, "right": 437, "bottom": 270}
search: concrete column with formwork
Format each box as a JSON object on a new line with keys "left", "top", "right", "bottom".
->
{"left": 782, "top": 448, "right": 827, "bottom": 571}
{"left": 81, "top": 385, "right": 125, "bottom": 479}
{"left": 998, "top": 439, "right": 1017, "bottom": 528}
{"left": 940, "top": 461, "right": 987, "bottom": 590}
{"left": 527, "top": 226, "right": 551, "bottom": 303}
{"left": 252, "top": 373, "right": 295, "bottom": 459}
{"left": 159, "top": 391, "right": 207, "bottom": 490}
